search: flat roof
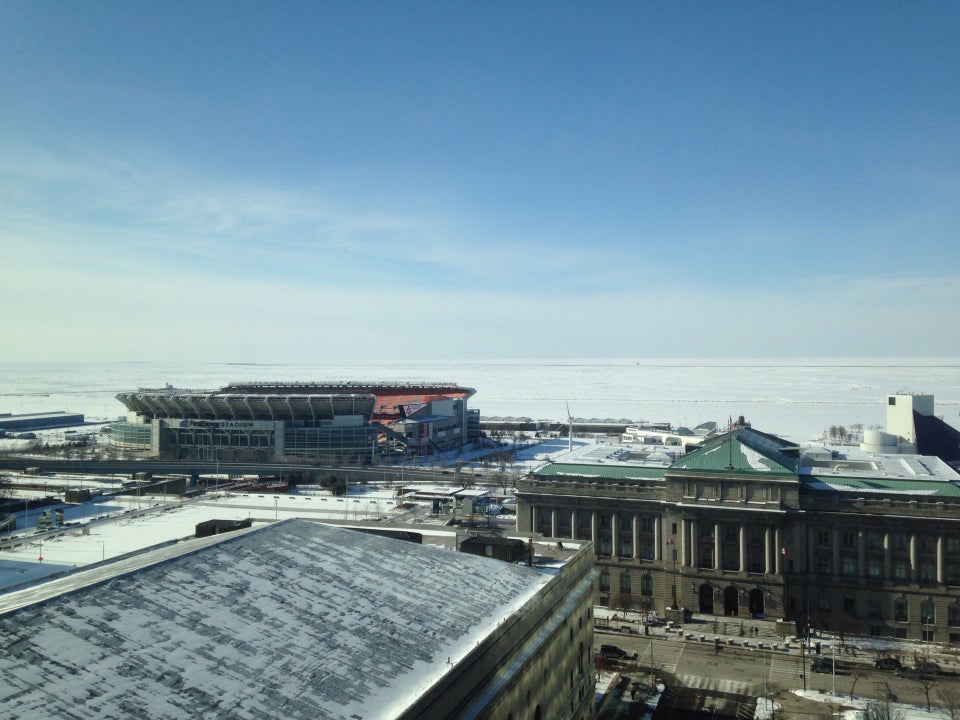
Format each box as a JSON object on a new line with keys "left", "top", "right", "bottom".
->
{"left": 0, "top": 520, "right": 550, "bottom": 719}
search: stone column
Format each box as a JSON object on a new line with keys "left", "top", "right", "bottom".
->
{"left": 937, "top": 536, "right": 944, "bottom": 584}
{"left": 774, "top": 528, "right": 782, "bottom": 575}
{"left": 910, "top": 534, "right": 918, "bottom": 584}
{"left": 571, "top": 509, "right": 577, "bottom": 540}
{"left": 739, "top": 525, "right": 746, "bottom": 573}
{"left": 550, "top": 509, "right": 557, "bottom": 539}
{"left": 858, "top": 530, "right": 866, "bottom": 579}
{"left": 832, "top": 528, "right": 840, "bottom": 581}
{"left": 680, "top": 518, "right": 687, "bottom": 568}
{"left": 611, "top": 513, "right": 618, "bottom": 557}
{"left": 591, "top": 511, "right": 597, "bottom": 545}
{"left": 714, "top": 522, "right": 721, "bottom": 570}
{"left": 764, "top": 527, "right": 772, "bottom": 574}
{"left": 691, "top": 520, "right": 698, "bottom": 568}
{"left": 632, "top": 515, "right": 640, "bottom": 559}
{"left": 883, "top": 532, "right": 891, "bottom": 581}
{"left": 654, "top": 516, "right": 661, "bottom": 561}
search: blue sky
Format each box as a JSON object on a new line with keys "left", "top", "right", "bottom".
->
{"left": 1, "top": 1, "right": 958, "bottom": 361}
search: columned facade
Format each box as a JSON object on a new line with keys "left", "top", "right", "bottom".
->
{"left": 515, "top": 427, "right": 960, "bottom": 642}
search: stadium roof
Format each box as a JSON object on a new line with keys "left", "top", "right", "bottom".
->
{"left": 0, "top": 520, "right": 550, "bottom": 720}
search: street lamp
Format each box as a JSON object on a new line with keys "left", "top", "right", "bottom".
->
{"left": 274, "top": 496, "right": 279, "bottom": 520}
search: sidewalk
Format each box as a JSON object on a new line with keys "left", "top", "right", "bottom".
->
{"left": 594, "top": 606, "right": 960, "bottom": 674}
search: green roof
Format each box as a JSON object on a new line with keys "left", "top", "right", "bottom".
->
{"left": 532, "top": 463, "right": 666, "bottom": 482}
{"left": 671, "top": 428, "right": 797, "bottom": 476}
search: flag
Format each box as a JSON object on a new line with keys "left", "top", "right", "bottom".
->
{"left": 668, "top": 537, "right": 674, "bottom": 545}
{"left": 781, "top": 546, "right": 787, "bottom": 555}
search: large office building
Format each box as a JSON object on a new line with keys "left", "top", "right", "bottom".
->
{"left": 0, "top": 520, "right": 596, "bottom": 720}
{"left": 517, "top": 419, "right": 960, "bottom": 642}
{"left": 110, "top": 381, "right": 476, "bottom": 462}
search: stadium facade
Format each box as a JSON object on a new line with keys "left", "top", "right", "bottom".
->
{"left": 110, "top": 381, "right": 477, "bottom": 463}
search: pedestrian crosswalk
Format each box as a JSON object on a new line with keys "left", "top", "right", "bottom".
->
{"left": 676, "top": 674, "right": 758, "bottom": 696}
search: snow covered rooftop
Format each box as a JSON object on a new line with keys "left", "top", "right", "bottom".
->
{"left": 0, "top": 519, "right": 552, "bottom": 719}
{"left": 800, "top": 444, "right": 960, "bottom": 495}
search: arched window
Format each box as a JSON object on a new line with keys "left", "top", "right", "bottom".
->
{"left": 894, "top": 597, "right": 908, "bottom": 622}
{"left": 641, "top": 573, "right": 653, "bottom": 596}
{"left": 920, "top": 599, "right": 935, "bottom": 625}
{"left": 948, "top": 602, "right": 960, "bottom": 627}
{"left": 620, "top": 572, "right": 632, "bottom": 594}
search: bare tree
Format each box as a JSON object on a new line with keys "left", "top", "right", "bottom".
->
{"left": 913, "top": 673, "right": 938, "bottom": 712}
{"left": 937, "top": 686, "right": 960, "bottom": 720}
{"left": 849, "top": 669, "right": 866, "bottom": 700}
{"left": 862, "top": 700, "right": 903, "bottom": 720}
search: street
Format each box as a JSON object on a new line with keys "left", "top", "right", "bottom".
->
{"left": 595, "top": 631, "right": 959, "bottom": 712}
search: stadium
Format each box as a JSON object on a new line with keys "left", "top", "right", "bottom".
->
{"left": 110, "top": 381, "right": 478, "bottom": 463}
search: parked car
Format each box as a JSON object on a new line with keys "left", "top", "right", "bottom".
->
{"left": 811, "top": 658, "right": 834, "bottom": 673}
{"left": 600, "top": 644, "right": 628, "bottom": 660}
{"left": 915, "top": 660, "right": 941, "bottom": 675}
{"left": 874, "top": 657, "right": 902, "bottom": 671}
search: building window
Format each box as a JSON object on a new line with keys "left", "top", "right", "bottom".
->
{"left": 640, "top": 517, "right": 653, "bottom": 532}
{"left": 819, "top": 595, "right": 831, "bottom": 612}
{"left": 600, "top": 514, "right": 611, "bottom": 529}
{"left": 867, "top": 559, "right": 882, "bottom": 580}
{"left": 639, "top": 539, "right": 654, "bottom": 560}
{"left": 599, "top": 571, "right": 610, "bottom": 592}
{"left": 921, "top": 600, "right": 935, "bottom": 625}
{"left": 920, "top": 562, "right": 935, "bottom": 585}
{"left": 842, "top": 557, "right": 857, "bottom": 577}
{"left": 868, "top": 595, "right": 882, "bottom": 620}
{"left": 725, "top": 525, "right": 738, "bottom": 541}
{"left": 894, "top": 562, "right": 908, "bottom": 582}
{"left": 620, "top": 572, "right": 631, "bottom": 594}
{"left": 641, "top": 573, "right": 653, "bottom": 597}
{"left": 867, "top": 532, "right": 883, "bottom": 549}
{"left": 843, "top": 597, "right": 856, "bottom": 615}
{"left": 817, "top": 529, "right": 831, "bottom": 545}
{"left": 842, "top": 531, "right": 856, "bottom": 548}
{"left": 948, "top": 602, "right": 960, "bottom": 627}
{"left": 815, "top": 552, "right": 831, "bottom": 576}
{"left": 893, "top": 534, "right": 909, "bottom": 551}
{"left": 894, "top": 598, "right": 908, "bottom": 622}
{"left": 948, "top": 537, "right": 960, "bottom": 553}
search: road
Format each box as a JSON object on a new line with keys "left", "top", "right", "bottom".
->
{"left": 596, "top": 632, "right": 957, "bottom": 710}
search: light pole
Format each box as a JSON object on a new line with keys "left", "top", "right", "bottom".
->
{"left": 274, "top": 496, "right": 279, "bottom": 520}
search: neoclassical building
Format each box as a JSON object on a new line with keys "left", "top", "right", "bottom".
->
{"left": 516, "top": 426, "right": 960, "bottom": 641}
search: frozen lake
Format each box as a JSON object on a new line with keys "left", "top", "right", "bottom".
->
{"left": 2, "top": 357, "right": 959, "bottom": 442}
